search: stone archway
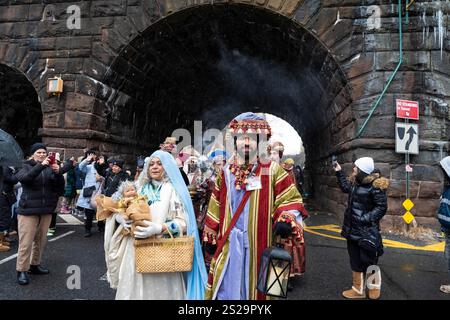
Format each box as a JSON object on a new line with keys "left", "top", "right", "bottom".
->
{"left": 1, "top": 0, "right": 448, "bottom": 229}
{"left": 0, "top": 63, "right": 43, "bottom": 153}
{"left": 96, "top": 3, "right": 351, "bottom": 149}
{"left": 90, "top": 3, "right": 352, "bottom": 218}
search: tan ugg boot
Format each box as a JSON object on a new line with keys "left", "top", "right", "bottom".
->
{"left": 0, "top": 234, "right": 10, "bottom": 252}
{"left": 2, "top": 232, "right": 11, "bottom": 246}
{"left": 366, "top": 268, "right": 381, "bottom": 300}
{"left": 342, "top": 271, "right": 366, "bottom": 299}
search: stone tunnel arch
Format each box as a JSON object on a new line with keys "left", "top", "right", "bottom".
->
{"left": 92, "top": 3, "right": 352, "bottom": 212}
{"left": 0, "top": 63, "right": 43, "bottom": 154}
{"left": 1, "top": 0, "right": 448, "bottom": 230}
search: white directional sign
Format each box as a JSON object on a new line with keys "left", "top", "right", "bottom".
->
{"left": 395, "top": 123, "right": 419, "bottom": 154}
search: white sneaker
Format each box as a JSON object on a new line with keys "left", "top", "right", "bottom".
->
{"left": 440, "top": 285, "right": 450, "bottom": 294}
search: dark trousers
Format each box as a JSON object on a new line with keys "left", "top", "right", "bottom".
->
{"left": 0, "top": 205, "right": 11, "bottom": 232}
{"left": 77, "top": 206, "right": 104, "bottom": 231}
{"left": 49, "top": 211, "right": 57, "bottom": 229}
{"left": 347, "top": 239, "right": 378, "bottom": 273}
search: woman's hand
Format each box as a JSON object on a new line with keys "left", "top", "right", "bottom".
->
{"left": 334, "top": 162, "right": 342, "bottom": 172}
{"left": 97, "top": 156, "right": 105, "bottom": 165}
{"left": 134, "top": 221, "right": 162, "bottom": 239}
{"left": 42, "top": 157, "right": 50, "bottom": 167}
{"left": 86, "top": 153, "right": 95, "bottom": 162}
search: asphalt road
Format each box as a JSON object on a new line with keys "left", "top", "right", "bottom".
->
{"left": 0, "top": 212, "right": 449, "bottom": 300}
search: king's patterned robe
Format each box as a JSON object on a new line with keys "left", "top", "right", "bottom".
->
{"left": 205, "top": 160, "right": 307, "bottom": 300}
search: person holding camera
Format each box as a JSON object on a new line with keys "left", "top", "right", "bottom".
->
{"left": 333, "top": 157, "right": 389, "bottom": 299}
{"left": 134, "top": 155, "right": 145, "bottom": 181}
{"left": 48, "top": 154, "right": 77, "bottom": 236}
{"left": 94, "top": 155, "right": 109, "bottom": 178}
{"left": 76, "top": 150, "right": 104, "bottom": 237}
{"left": 14, "top": 143, "right": 65, "bottom": 285}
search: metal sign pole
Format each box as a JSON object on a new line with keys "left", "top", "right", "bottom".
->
{"left": 405, "top": 118, "right": 410, "bottom": 231}
{"left": 406, "top": 152, "right": 409, "bottom": 199}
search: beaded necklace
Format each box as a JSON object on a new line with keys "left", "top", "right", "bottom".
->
{"left": 229, "top": 160, "right": 258, "bottom": 190}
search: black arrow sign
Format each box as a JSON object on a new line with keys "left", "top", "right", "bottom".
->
{"left": 405, "top": 126, "right": 417, "bottom": 151}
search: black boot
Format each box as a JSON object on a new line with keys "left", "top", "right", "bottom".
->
{"left": 17, "top": 271, "right": 29, "bottom": 285}
{"left": 28, "top": 265, "right": 50, "bottom": 275}
{"left": 84, "top": 209, "right": 93, "bottom": 237}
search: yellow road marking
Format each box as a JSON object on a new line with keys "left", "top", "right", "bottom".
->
{"left": 304, "top": 224, "right": 445, "bottom": 252}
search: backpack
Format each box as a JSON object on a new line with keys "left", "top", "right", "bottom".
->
{"left": 437, "top": 186, "right": 450, "bottom": 231}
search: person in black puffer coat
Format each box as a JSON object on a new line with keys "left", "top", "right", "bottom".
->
{"left": 103, "top": 159, "right": 130, "bottom": 197}
{"left": 334, "top": 157, "right": 389, "bottom": 300}
{"left": 14, "top": 143, "right": 65, "bottom": 286}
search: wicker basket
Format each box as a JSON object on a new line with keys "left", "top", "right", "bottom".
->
{"left": 134, "top": 230, "right": 194, "bottom": 273}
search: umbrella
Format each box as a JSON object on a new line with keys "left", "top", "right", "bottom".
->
{"left": 0, "top": 129, "right": 24, "bottom": 168}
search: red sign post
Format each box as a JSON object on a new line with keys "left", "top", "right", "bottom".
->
{"left": 396, "top": 99, "right": 419, "bottom": 120}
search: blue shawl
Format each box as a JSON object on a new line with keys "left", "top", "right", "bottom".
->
{"left": 146, "top": 150, "right": 207, "bottom": 299}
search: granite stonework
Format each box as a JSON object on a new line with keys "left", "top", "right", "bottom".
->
{"left": 0, "top": 0, "right": 449, "bottom": 229}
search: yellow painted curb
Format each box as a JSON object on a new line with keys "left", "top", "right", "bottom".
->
{"left": 304, "top": 224, "right": 445, "bottom": 252}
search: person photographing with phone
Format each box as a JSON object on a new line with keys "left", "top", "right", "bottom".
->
{"left": 333, "top": 156, "right": 389, "bottom": 299}
{"left": 76, "top": 150, "right": 104, "bottom": 237}
{"left": 14, "top": 143, "right": 65, "bottom": 285}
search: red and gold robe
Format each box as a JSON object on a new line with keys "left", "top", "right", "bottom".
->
{"left": 204, "top": 160, "right": 307, "bottom": 300}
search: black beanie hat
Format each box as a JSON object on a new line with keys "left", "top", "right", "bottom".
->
{"left": 112, "top": 159, "right": 124, "bottom": 169}
{"left": 30, "top": 143, "right": 47, "bottom": 155}
{"left": 84, "top": 149, "right": 98, "bottom": 157}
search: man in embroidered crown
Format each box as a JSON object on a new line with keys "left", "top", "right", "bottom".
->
{"left": 204, "top": 112, "right": 308, "bottom": 300}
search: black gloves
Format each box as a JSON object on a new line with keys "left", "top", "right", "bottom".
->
{"left": 274, "top": 222, "right": 292, "bottom": 239}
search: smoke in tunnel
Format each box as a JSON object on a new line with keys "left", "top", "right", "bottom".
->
{"left": 201, "top": 41, "right": 323, "bottom": 133}
{"left": 100, "top": 4, "right": 349, "bottom": 155}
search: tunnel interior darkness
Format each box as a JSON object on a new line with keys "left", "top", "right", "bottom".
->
{"left": 0, "top": 64, "right": 42, "bottom": 153}
{"left": 99, "top": 4, "right": 350, "bottom": 154}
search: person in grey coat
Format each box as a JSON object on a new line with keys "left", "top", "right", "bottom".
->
{"left": 76, "top": 150, "right": 104, "bottom": 237}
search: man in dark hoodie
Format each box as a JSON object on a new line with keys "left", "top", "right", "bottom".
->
{"left": 14, "top": 143, "right": 65, "bottom": 285}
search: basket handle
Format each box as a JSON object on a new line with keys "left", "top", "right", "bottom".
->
{"left": 164, "top": 225, "right": 174, "bottom": 239}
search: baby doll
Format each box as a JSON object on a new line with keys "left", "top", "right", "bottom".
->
{"left": 97, "top": 181, "right": 151, "bottom": 235}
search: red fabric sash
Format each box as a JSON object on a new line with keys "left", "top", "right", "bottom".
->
{"left": 213, "top": 163, "right": 262, "bottom": 260}
{"left": 213, "top": 190, "right": 251, "bottom": 261}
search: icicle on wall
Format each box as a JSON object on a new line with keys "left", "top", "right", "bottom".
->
{"left": 419, "top": 2, "right": 448, "bottom": 60}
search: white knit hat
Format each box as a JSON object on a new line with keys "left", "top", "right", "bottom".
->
{"left": 354, "top": 157, "right": 374, "bottom": 174}
{"left": 440, "top": 156, "right": 450, "bottom": 178}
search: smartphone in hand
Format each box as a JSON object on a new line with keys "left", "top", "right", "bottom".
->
{"left": 48, "top": 152, "right": 56, "bottom": 166}
{"left": 331, "top": 155, "right": 338, "bottom": 168}
{"left": 137, "top": 155, "right": 145, "bottom": 169}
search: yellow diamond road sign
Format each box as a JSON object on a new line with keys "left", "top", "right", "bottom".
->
{"left": 403, "top": 211, "right": 415, "bottom": 224}
{"left": 402, "top": 199, "right": 414, "bottom": 211}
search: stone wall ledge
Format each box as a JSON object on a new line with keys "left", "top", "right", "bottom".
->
{"left": 39, "top": 127, "right": 153, "bottom": 150}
